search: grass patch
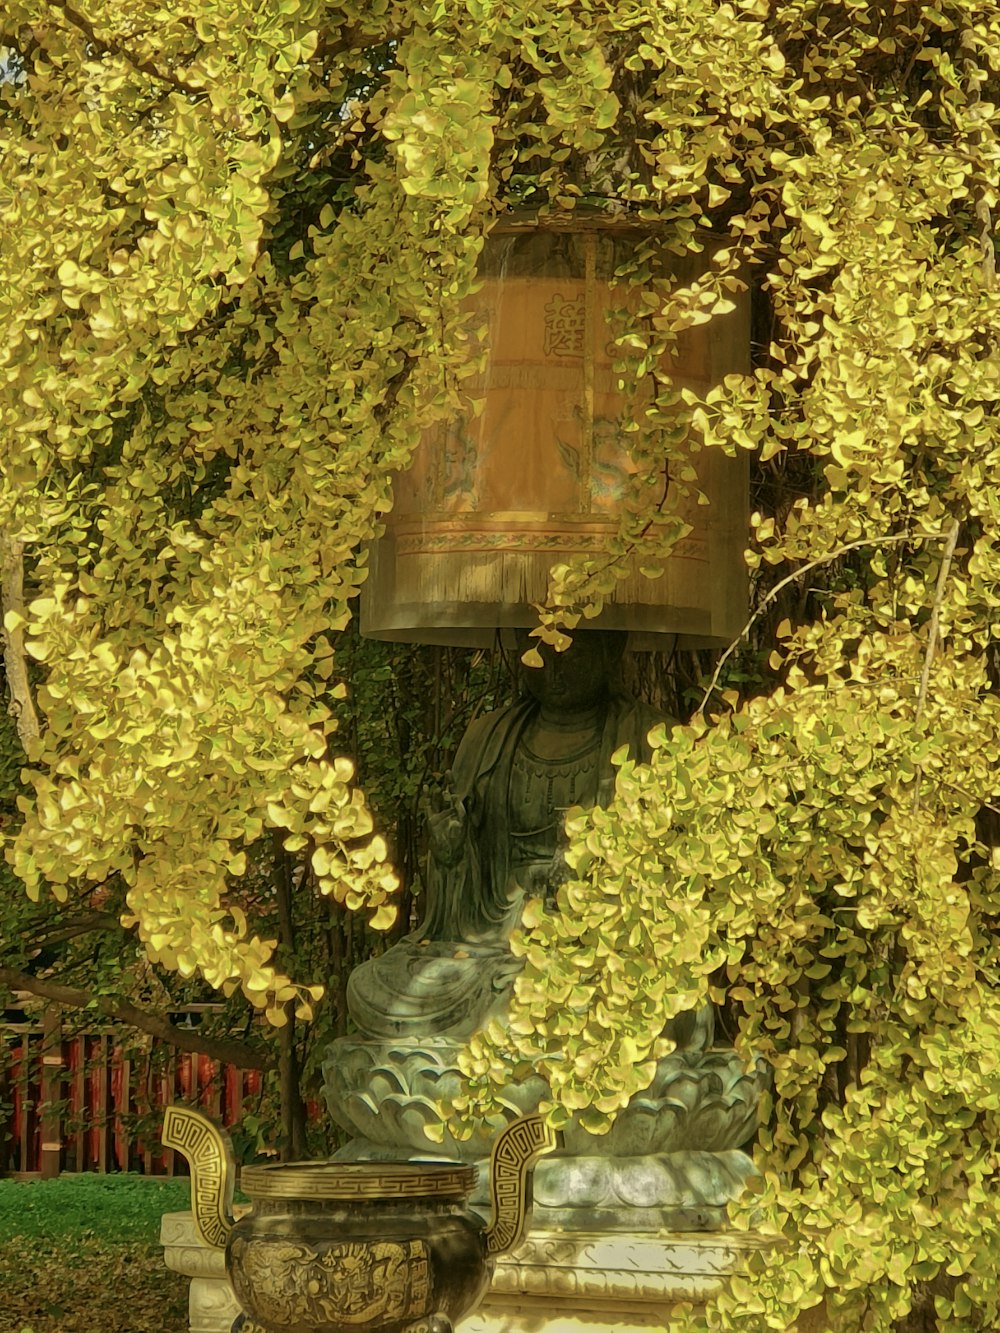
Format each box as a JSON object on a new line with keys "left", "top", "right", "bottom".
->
{"left": 0, "top": 1176, "right": 191, "bottom": 1332}
{"left": 0, "top": 1173, "right": 190, "bottom": 1242}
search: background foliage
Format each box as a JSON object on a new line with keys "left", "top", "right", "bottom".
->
{"left": 2, "top": 1, "right": 1000, "bottom": 1330}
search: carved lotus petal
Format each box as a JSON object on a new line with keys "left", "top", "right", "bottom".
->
{"left": 325, "top": 1036, "right": 767, "bottom": 1162}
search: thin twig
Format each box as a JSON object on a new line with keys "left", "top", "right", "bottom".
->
{"left": 908, "top": 517, "right": 961, "bottom": 814}
{"left": 938, "top": 781, "right": 1000, "bottom": 820}
{"left": 912, "top": 519, "right": 961, "bottom": 729}
{"left": 696, "top": 529, "right": 951, "bottom": 717}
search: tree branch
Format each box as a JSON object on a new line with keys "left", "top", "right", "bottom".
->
{"left": 0, "top": 966, "right": 271, "bottom": 1070}
{"left": 0, "top": 534, "right": 40, "bottom": 751}
{"left": 961, "top": 25, "right": 997, "bottom": 291}
{"left": 696, "top": 529, "right": 953, "bottom": 717}
{"left": 31, "top": 911, "right": 122, "bottom": 949}
{"left": 46, "top": 1, "right": 201, "bottom": 96}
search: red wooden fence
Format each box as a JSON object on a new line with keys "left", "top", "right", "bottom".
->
{"left": 0, "top": 1001, "right": 263, "bottom": 1178}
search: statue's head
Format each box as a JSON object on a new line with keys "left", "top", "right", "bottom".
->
{"left": 515, "top": 629, "right": 627, "bottom": 712}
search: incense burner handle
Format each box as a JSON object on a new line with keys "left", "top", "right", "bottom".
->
{"left": 483, "top": 1113, "right": 559, "bottom": 1258}
{"left": 162, "top": 1104, "right": 236, "bottom": 1251}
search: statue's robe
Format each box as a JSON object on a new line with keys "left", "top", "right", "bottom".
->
{"left": 347, "top": 694, "right": 670, "bottom": 1041}
{"left": 420, "top": 694, "right": 666, "bottom": 942}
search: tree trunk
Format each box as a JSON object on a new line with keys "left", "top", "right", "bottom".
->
{"left": 273, "top": 834, "right": 309, "bottom": 1160}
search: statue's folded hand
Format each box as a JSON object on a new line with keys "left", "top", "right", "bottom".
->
{"left": 519, "top": 851, "right": 571, "bottom": 901}
{"left": 425, "top": 794, "right": 468, "bottom": 866}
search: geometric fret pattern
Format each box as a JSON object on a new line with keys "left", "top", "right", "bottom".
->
{"left": 162, "top": 1105, "right": 235, "bottom": 1250}
{"left": 240, "top": 1161, "right": 475, "bottom": 1202}
{"left": 484, "top": 1114, "right": 559, "bottom": 1258}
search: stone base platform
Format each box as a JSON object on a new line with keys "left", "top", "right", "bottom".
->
{"left": 462, "top": 1229, "right": 762, "bottom": 1332}
{"left": 161, "top": 1211, "right": 765, "bottom": 1333}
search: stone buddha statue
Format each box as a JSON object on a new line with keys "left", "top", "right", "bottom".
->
{"left": 324, "top": 631, "right": 763, "bottom": 1228}
{"left": 346, "top": 631, "right": 710, "bottom": 1050}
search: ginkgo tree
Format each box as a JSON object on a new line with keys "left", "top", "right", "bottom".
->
{"left": 2, "top": 0, "right": 1000, "bottom": 1328}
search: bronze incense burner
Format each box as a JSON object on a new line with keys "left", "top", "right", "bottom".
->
{"left": 163, "top": 1106, "right": 556, "bottom": 1333}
